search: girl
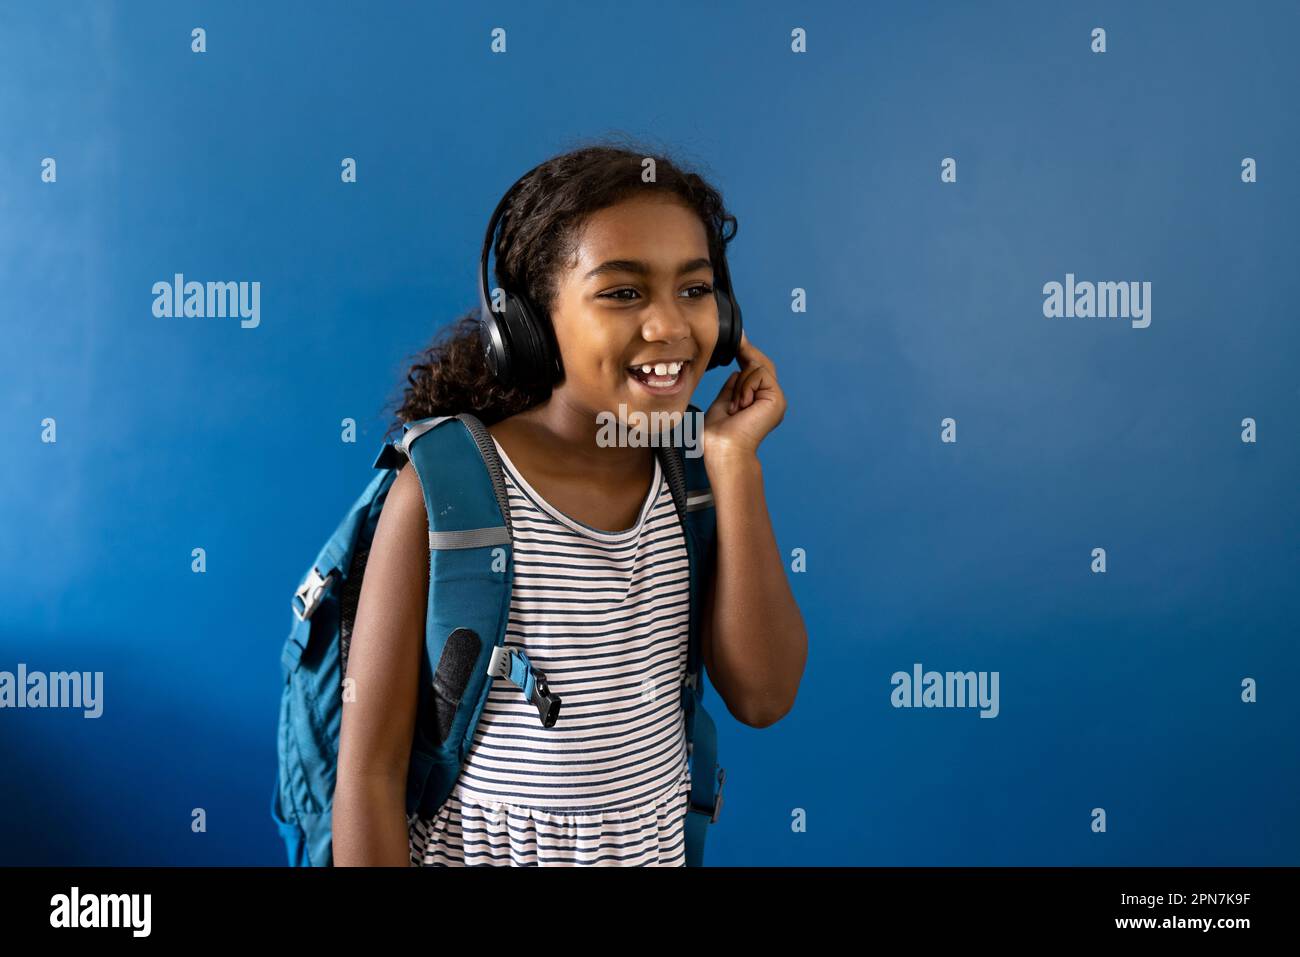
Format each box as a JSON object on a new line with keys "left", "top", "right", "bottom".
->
{"left": 332, "top": 141, "right": 807, "bottom": 866}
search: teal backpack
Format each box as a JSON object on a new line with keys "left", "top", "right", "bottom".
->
{"left": 271, "top": 407, "right": 726, "bottom": 866}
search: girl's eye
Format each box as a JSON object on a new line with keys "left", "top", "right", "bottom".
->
{"left": 598, "top": 284, "right": 714, "bottom": 301}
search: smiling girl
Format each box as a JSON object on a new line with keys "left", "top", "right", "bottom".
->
{"left": 331, "top": 141, "right": 807, "bottom": 866}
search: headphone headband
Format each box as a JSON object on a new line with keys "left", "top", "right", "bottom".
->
{"left": 477, "top": 165, "right": 538, "bottom": 325}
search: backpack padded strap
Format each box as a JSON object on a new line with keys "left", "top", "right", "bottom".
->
{"left": 682, "top": 684, "right": 724, "bottom": 865}
{"left": 673, "top": 403, "right": 724, "bottom": 864}
{"left": 398, "top": 414, "right": 520, "bottom": 817}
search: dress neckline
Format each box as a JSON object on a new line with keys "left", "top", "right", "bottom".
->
{"left": 490, "top": 436, "right": 662, "bottom": 542}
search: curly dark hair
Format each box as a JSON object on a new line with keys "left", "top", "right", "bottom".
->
{"left": 383, "top": 134, "right": 737, "bottom": 437}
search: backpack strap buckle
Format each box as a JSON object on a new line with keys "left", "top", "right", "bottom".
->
{"left": 710, "top": 766, "right": 726, "bottom": 822}
{"left": 684, "top": 757, "right": 726, "bottom": 823}
{"left": 487, "top": 645, "right": 563, "bottom": 727}
{"left": 528, "top": 673, "right": 562, "bottom": 728}
{"left": 293, "top": 565, "right": 335, "bottom": 621}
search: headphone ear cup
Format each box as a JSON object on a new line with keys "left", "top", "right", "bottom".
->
{"left": 708, "top": 287, "right": 742, "bottom": 369}
{"left": 510, "top": 295, "right": 559, "bottom": 390}
{"left": 480, "top": 298, "right": 512, "bottom": 385}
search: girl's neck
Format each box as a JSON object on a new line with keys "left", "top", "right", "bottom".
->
{"left": 496, "top": 395, "right": 655, "bottom": 482}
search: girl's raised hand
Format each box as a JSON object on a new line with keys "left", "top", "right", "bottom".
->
{"left": 701, "top": 330, "right": 786, "bottom": 460}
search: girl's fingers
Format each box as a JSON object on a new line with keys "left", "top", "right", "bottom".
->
{"left": 736, "top": 332, "right": 776, "bottom": 379}
{"left": 729, "top": 368, "right": 751, "bottom": 412}
{"left": 715, "top": 371, "right": 740, "bottom": 413}
{"left": 730, "top": 364, "right": 769, "bottom": 412}
{"left": 718, "top": 370, "right": 740, "bottom": 403}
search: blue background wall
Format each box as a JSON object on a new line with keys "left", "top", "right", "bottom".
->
{"left": 1, "top": 0, "right": 1295, "bottom": 865}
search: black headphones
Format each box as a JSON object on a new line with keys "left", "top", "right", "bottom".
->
{"left": 477, "top": 165, "right": 743, "bottom": 392}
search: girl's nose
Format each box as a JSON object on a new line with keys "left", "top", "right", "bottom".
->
{"left": 639, "top": 302, "right": 693, "bottom": 344}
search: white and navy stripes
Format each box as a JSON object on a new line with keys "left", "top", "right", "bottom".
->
{"left": 408, "top": 437, "right": 692, "bottom": 866}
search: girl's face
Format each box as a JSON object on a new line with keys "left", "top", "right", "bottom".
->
{"left": 546, "top": 193, "right": 719, "bottom": 419}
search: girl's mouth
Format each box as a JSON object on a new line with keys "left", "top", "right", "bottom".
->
{"left": 626, "top": 359, "right": 690, "bottom": 396}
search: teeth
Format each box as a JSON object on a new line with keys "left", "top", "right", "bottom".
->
{"left": 628, "top": 360, "right": 687, "bottom": 387}
{"left": 634, "top": 361, "right": 685, "bottom": 374}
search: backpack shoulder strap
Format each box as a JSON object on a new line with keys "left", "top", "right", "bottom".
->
{"left": 655, "top": 403, "right": 725, "bottom": 865}
{"left": 654, "top": 404, "right": 718, "bottom": 679}
{"left": 393, "top": 412, "right": 563, "bottom": 819}
{"left": 401, "top": 413, "right": 513, "bottom": 545}
{"left": 394, "top": 413, "right": 507, "bottom": 819}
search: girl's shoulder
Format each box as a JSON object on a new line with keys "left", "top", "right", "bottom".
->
{"left": 485, "top": 416, "right": 544, "bottom": 479}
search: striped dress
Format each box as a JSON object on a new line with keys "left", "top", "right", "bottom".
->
{"left": 407, "top": 436, "right": 693, "bottom": 866}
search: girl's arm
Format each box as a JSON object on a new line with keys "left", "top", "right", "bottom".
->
{"left": 332, "top": 463, "right": 429, "bottom": 866}
{"left": 700, "top": 450, "right": 807, "bottom": 727}
{"left": 699, "top": 331, "right": 808, "bottom": 728}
